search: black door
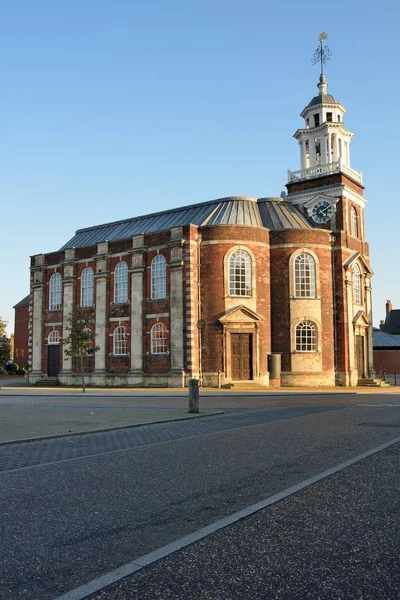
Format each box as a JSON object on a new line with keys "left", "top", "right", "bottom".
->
{"left": 231, "top": 334, "right": 252, "bottom": 380}
{"left": 48, "top": 345, "right": 61, "bottom": 376}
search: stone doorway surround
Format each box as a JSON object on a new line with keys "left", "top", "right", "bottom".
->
{"left": 218, "top": 305, "right": 266, "bottom": 385}
{"left": 353, "top": 310, "right": 370, "bottom": 381}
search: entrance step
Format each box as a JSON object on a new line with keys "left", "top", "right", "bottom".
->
{"left": 35, "top": 378, "right": 61, "bottom": 387}
{"left": 222, "top": 382, "right": 268, "bottom": 390}
{"left": 357, "top": 378, "right": 390, "bottom": 387}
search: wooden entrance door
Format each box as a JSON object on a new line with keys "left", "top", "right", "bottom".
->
{"left": 48, "top": 345, "right": 61, "bottom": 377}
{"left": 231, "top": 334, "right": 252, "bottom": 380}
{"left": 356, "top": 335, "right": 365, "bottom": 379}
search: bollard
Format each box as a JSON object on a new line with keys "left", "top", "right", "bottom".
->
{"left": 188, "top": 378, "right": 199, "bottom": 413}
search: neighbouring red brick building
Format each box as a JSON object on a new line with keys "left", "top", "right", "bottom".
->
{"left": 28, "top": 72, "right": 374, "bottom": 387}
{"left": 13, "top": 295, "right": 30, "bottom": 367}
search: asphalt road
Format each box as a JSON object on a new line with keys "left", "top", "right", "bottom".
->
{"left": 1, "top": 397, "right": 400, "bottom": 600}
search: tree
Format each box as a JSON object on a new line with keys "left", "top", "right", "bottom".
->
{"left": 62, "top": 307, "right": 99, "bottom": 392}
{"left": 0, "top": 335, "right": 11, "bottom": 367}
{"left": 0, "top": 317, "right": 10, "bottom": 367}
{"left": 0, "top": 317, "right": 7, "bottom": 339}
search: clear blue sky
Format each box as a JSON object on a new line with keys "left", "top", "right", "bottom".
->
{"left": 1, "top": 0, "right": 399, "bottom": 334}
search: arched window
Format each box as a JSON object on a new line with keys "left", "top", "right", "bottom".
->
{"left": 229, "top": 250, "right": 252, "bottom": 296}
{"left": 351, "top": 207, "right": 358, "bottom": 237}
{"left": 48, "top": 330, "right": 60, "bottom": 344}
{"left": 49, "top": 273, "right": 62, "bottom": 311}
{"left": 294, "top": 253, "right": 316, "bottom": 298}
{"left": 151, "top": 323, "right": 167, "bottom": 354}
{"left": 353, "top": 264, "right": 362, "bottom": 305}
{"left": 295, "top": 321, "right": 317, "bottom": 352}
{"left": 114, "top": 261, "right": 128, "bottom": 303}
{"left": 151, "top": 255, "right": 167, "bottom": 299}
{"left": 113, "top": 326, "right": 128, "bottom": 355}
{"left": 81, "top": 267, "right": 94, "bottom": 307}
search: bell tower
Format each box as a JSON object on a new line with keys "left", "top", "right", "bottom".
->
{"left": 285, "top": 33, "right": 374, "bottom": 387}
{"left": 286, "top": 33, "right": 366, "bottom": 237}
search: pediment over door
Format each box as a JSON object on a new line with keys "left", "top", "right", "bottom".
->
{"left": 353, "top": 310, "right": 370, "bottom": 328}
{"left": 219, "top": 305, "right": 263, "bottom": 324}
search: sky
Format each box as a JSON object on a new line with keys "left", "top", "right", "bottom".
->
{"left": 1, "top": 0, "right": 399, "bottom": 334}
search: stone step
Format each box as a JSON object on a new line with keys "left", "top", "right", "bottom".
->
{"left": 357, "top": 378, "right": 390, "bottom": 387}
{"left": 35, "top": 378, "right": 61, "bottom": 387}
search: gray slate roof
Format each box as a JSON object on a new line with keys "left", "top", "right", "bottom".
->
{"left": 307, "top": 94, "right": 338, "bottom": 108}
{"left": 380, "top": 310, "right": 400, "bottom": 335}
{"left": 13, "top": 295, "right": 30, "bottom": 310}
{"left": 373, "top": 328, "right": 400, "bottom": 348}
{"left": 60, "top": 197, "right": 313, "bottom": 250}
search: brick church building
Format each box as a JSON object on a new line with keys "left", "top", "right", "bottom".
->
{"left": 28, "top": 71, "right": 374, "bottom": 388}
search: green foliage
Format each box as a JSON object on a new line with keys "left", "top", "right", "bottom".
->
{"left": 62, "top": 307, "right": 99, "bottom": 359}
{"left": 62, "top": 307, "right": 99, "bottom": 392}
{"left": 0, "top": 367, "right": 7, "bottom": 375}
{"left": 0, "top": 335, "right": 11, "bottom": 366}
{"left": 0, "top": 317, "right": 7, "bottom": 339}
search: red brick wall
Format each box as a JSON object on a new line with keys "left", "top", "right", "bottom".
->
{"left": 199, "top": 225, "right": 270, "bottom": 375}
{"left": 270, "top": 228, "right": 334, "bottom": 372}
{"left": 14, "top": 305, "right": 29, "bottom": 367}
{"left": 374, "top": 350, "right": 400, "bottom": 375}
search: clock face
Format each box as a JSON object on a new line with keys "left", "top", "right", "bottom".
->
{"left": 311, "top": 200, "right": 333, "bottom": 224}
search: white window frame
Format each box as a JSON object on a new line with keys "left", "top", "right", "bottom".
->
{"left": 294, "top": 253, "right": 316, "bottom": 298}
{"left": 228, "top": 250, "right": 252, "bottom": 297}
{"left": 151, "top": 255, "right": 167, "bottom": 300}
{"left": 48, "top": 330, "right": 60, "bottom": 344}
{"left": 350, "top": 207, "right": 358, "bottom": 237}
{"left": 295, "top": 321, "right": 317, "bottom": 352}
{"left": 114, "top": 261, "right": 128, "bottom": 304}
{"left": 113, "top": 326, "right": 128, "bottom": 356}
{"left": 80, "top": 267, "right": 94, "bottom": 307}
{"left": 49, "top": 273, "right": 62, "bottom": 311}
{"left": 150, "top": 323, "right": 167, "bottom": 354}
{"left": 353, "top": 264, "right": 362, "bottom": 305}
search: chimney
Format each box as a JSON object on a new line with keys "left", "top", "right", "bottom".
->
{"left": 386, "top": 300, "right": 392, "bottom": 316}
{"left": 380, "top": 319, "right": 385, "bottom": 330}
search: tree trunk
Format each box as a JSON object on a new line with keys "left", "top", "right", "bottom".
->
{"left": 80, "top": 353, "right": 86, "bottom": 393}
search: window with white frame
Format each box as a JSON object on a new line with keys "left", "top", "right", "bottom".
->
{"left": 229, "top": 250, "right": 252, "bottom": 296}
{"left": 49, "top": 273, "right": 62, "bottom": 311}
{"left": 295, "top": 321, "right": 317, "bottom": 352}
{"left": 48, "top": 330, "right": 60, "bottom": 344}
{"left": 294, "top": 253, "right": 316, "bottom": 298}
{"left": 81, "top": 267, "right": 94, "bottom": 307}
{"left": 151, "top": 323, "right": 167, "bottom": 354}
{"left": 113, "top": 326, "right": 128, "bottom": 355}
{"left": 114, "top": 261, "right": 128, "bottom": 303}
{"left": 350, "top": 207, "right": 358, "bottom": 237}
{"left": 151, "top": 255, "right": 167, "bottom": 299}
{"left": 353, "top": 264, "right": 362, "bottom": 305}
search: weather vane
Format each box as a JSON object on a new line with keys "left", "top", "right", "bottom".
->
{"left": 312, "top": 32, "right": 332, "bottom": 74}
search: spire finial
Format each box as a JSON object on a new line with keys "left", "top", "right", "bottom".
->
{"left": 312, "top": 32, "right": 331, "bottom": 76}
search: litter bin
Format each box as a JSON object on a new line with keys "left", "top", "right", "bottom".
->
{"left": 268, "top": 353, "right": 282, "bottom": 380}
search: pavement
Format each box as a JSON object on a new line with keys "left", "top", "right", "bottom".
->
{"left": 1, "top": 392, "right": 400, "bottom": 600}
{"left": 84, "top": 441, "right": 400, "bottom": 600}
{"left": 0, "top": 385, "right": 400, "bottom": 445}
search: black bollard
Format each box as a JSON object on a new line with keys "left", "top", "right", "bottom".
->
{"left": 188, "top": 379, "right": 199, "bottom": 413}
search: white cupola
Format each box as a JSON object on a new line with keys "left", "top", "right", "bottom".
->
{"left": 294, "top": 74, "right": 355, "bottom": 171}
